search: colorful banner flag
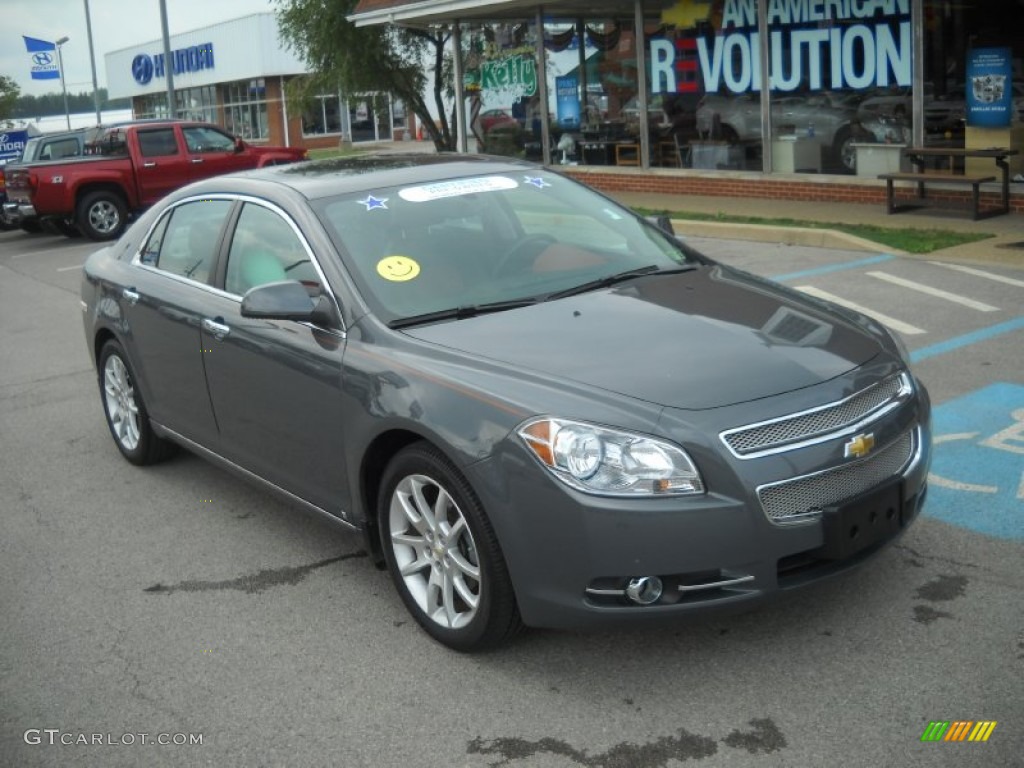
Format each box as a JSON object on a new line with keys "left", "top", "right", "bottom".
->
{"left": 23, "top": 36, "right": 60, "bottom": 81}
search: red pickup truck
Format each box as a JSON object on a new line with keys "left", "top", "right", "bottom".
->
{"left": 3, "top": 121, "right": 307, "bottom": 240}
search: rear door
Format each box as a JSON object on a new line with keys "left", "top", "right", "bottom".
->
{"left": 197, "top": 200, "right": 349, "bottom": 511}
{"left": 181, "top": 125, "right": 253, "bottom": 181}
{"left": 134, "top": 127, "right": 188, "bottom": 204}
{"left": 123, "top": 197, "right": 234, "bottom": 446}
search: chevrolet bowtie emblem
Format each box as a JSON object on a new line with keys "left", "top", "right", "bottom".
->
{"left": 844, "top": 433, "right": 876, "bottom": 459}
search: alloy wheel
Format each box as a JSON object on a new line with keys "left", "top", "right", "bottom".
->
{"left": 103, "top": 354, "right": 140, "bottom": 451}
{"left": 388, "top": 473, "right": 481, "bottom": 629}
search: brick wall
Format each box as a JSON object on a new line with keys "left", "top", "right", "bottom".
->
{"left": 562, "top": 167, "right": 1024, "bottom": 216}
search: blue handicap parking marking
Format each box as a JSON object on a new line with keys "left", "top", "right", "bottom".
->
{"left": 926, "top": 383, "right": 1024, "bottom": 540}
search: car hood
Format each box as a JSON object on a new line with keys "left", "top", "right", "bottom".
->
{"left": 403, "top": 266, "right": 882, "bottom": 410}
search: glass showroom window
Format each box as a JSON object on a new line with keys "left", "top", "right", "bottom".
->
{"left": 303, "top": 94, "right": 343, "bottom": 136}
{"left": 175, "top": 86, "right": 218, "bottom": 123}
{"left": 224, "top": 79, "right": 270, "bottom": 141}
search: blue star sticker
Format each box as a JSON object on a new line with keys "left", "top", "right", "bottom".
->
{"left": 524, "top": 176, "right": 551, "bottom": 189}
{"left": 358, "top": 195, "right": 389, "bottom": 211}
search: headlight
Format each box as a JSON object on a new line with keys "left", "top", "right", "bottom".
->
{"left": 517, "top": 417, "right": 704, "bottom": 496}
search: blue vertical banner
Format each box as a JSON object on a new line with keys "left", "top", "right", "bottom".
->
{"left": 555, "top": 74, "right": 580, "bottom": 128}
{"left": 23, "top": 36, "right": 60, "bottom": 80}
{"left": 966, "top": 47, "right": 1012, "bottom": 127}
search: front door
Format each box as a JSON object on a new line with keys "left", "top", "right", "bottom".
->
{"left": 198, "top": 201, "right": 349, "bottom": 513}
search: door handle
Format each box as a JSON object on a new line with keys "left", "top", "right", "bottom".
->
{"left": 191, "top": 158, "right": 204, "bottom": 164}
{"left": 201, "top": 317, "right": 230, "bottom": 339}
{"left": 122, "top": 288, "right": 140, "bottom": 306}
{"left": 143, "top": 161, "right": 156, "bottom": 168}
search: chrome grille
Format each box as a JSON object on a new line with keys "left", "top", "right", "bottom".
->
{"left": 722, "top": 374, "right": 908, "bottom": 457}
{"left": 758, "top": 430, "right": 915, "bottom": 523}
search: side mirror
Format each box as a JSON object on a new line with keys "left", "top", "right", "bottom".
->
{"left": 241, "top": 280, "right": 316, "bottom": 321}
{"left": 234, "top": 137, "right": 245, "bottom": 153}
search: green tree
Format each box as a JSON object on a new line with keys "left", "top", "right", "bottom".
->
{"left": 275, "top": 0, "right": 458, "bottom": 150}
{"left": 0, "top": 75, "right": 21, "bottom": 123}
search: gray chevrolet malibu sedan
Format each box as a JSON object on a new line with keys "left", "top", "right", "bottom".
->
{"left": 81, "top": 154, "right": 931, "bottom": 650}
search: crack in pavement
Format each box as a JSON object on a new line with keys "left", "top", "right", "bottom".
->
{"left": 144, "top": 551, "right": 366, "bottom": 596}
{"left": 467, "top": 718, "right": 786, "bottom": 767}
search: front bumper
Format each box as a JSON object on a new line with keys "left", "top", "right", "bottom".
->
{"left": 469, "top": 379, "right": 932, "bottom": 630}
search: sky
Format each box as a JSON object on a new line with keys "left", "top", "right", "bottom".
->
{"left": 2, "top": 0, "right": 276, "bottom": 98}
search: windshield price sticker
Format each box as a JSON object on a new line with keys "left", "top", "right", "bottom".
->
{"left": 399, "top": 176, "right": 518, "bottom": 202}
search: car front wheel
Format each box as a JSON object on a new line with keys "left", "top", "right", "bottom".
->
{"left": 379, "top": 442, "right": 522, "bottom": 651}
{"left": 98, "top": 340, "right": 174, "bottom": 465}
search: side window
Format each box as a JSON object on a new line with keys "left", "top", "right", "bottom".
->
{"left": 182, "top": 126, "right": 236, "bottom": 154}
{"left": 95, "top": 129, "right": 129, "bottom": 156}
{"left": 225, "top": 203, "right": 318, "bottom": 296}
{"left": 144, "top": 200, "right": 232, "bottom": 283}
{"left": 137, "top": 128, "right": 179, "bottom": 158}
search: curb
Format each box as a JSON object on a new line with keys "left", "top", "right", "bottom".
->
{"left": 669, "top": 219, "right": 903, "bottom": 255}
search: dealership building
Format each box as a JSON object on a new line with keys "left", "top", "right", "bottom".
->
{"left": 104, "top": 3, "right": 1022, "bottom": 211}
{"left": 104, "top": 12, "right": 408, "bottom": 151}
{"left": 348, "top": 0, "right": 1023, "bottom": 212}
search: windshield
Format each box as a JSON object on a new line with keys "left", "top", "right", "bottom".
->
{"left": 313, "top": 170, "right": 704, "bottom": 325}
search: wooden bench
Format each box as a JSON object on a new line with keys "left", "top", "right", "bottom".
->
{"left": 878, "top": 172, "right": 996, "bottom": 220}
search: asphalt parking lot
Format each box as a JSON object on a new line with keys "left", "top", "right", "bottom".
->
{"left": 1, "top": 227, "right": 1021, "bottom": 767}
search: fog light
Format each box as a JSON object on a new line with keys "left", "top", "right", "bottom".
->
{"left": 625, "top": 576, "right": 663, "bottom": 605}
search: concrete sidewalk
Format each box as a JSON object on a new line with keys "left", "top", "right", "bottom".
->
{"left": 372, "top": 139, "right": 1024, "bottom": 268}
{"left": 610, "top": 191, "right": 1024, "bottom": 268}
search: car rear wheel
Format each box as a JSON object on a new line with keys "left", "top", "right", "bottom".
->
{"left": 98, "top": 340, "right": 174, "bottom": 465}
{"left": 379, "top": 442, "right": 522, "bottom": 651}
{"left": 77, "top": 191, "right": 128, "bottom": 241}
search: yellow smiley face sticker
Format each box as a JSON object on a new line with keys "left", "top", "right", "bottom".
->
{"left": 376, "top": 255, "right": 421, "bottom": 282}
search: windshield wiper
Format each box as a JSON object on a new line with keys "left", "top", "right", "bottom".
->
{"left": 388, "top": 298, "right": 539, "bottom": 329}
{"left": 545, "top": 264, "right": 698, "bottom": 301}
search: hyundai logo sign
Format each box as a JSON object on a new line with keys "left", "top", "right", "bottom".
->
{"left": 131, "top": 43, "right": 214, "bottom": 85}
{"left": 32, "top": 52, "right": 54, "bottom": 66}
{"left": 132, "top": 54, "right": 154, "bottom": 85}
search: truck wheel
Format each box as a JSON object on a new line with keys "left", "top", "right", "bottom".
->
{"left": 77, "top": 191, "right": 127, "bottom": 241}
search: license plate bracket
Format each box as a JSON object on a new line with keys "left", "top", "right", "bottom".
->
{"left": 814, "top": 479, "right": 903, "bottom": 560}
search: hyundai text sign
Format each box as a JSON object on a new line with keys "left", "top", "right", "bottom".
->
{"left": 131, "top": 43, "right": 214, "bottom": 85}
{"left": 0, "top": 131, "right": 29, "bottom": 162}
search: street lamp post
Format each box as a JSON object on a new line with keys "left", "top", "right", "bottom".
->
{"left": 55, "top": 36, "right": 71, "bottom": 130}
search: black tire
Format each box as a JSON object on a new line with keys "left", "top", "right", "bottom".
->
{"left": 97, "top": 340, "right": 174, "bottom": 465}
{"left": 54, "top": 218, "right": 82, "bottom": 238}
{"left": 20, "top": 218, "right": 43, "bottom": 234}
{"left": 833, "top": 127, "right": 856, "bottom": 174}
{"left": 41, "top": 218, "right": 81, "bottom": 238}
{"left": 77, "top": 190, "right": 128, "bottom": 241}
{"left": 378, "top": 441, "right": 522, "bottom": 651}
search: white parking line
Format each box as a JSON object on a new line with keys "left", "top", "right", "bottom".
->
{"left": 928, "top": 261, "right": 1024, "bottom": 289}
{"left": 12, "top": 246, "right": 76, "bottom": 260}
{"left": 56, "top": 264, "right": 83, "bottom": 272}
{"left": 795, "top": 285, "right": 927, "bottom": 335}
{"left": 866, "top": 271, "right": 999, "bottom": 312}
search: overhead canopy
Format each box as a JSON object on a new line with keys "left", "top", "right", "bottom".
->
{"left": 350, "top": 0, "right": 679, "bottom": 26}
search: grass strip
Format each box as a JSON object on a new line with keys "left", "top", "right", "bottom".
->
{"left": 635, "top": 208, "right": 993, "bottom": 254}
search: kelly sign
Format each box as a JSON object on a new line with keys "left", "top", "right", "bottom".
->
{"left": 480, "top": 53, "right": 537, "bottom": 102}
